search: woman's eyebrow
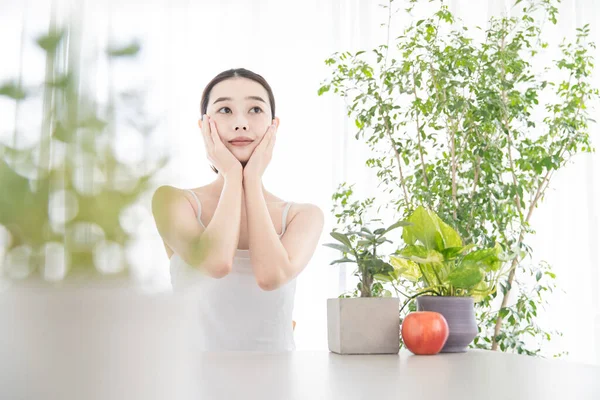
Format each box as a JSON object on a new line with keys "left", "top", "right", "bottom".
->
{"left": 213, "top": 96, "right": 266, "bottom": 104}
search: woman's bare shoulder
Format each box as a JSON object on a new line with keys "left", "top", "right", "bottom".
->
{"left": 152, "top": 185, "right": 189, "bottom": 203}
{"left": 151, "top": 185, "right": 191, "bottom": 216}
{"left": 150, "top": 185, "right": 207, "bottom": 260}
{"left": 152, "top": 185, "right": 211, "bottom": 219}
{"left": 286, "top": 200, "right": 321, "bottom": 209}
{"left": 153, "top": 184, "right": 214, "bottom": 201}
{"left": 286, "top": 201, "right": 324, "bottom": 222}
{"left": 188, "top": 184, "right": 223, "bottom": 200}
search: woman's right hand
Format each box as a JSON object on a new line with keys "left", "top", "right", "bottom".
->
{"left": 200, "top": 114, "right": 242, "bottom": 179}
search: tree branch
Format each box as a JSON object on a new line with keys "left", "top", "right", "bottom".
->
{"left": 492, "top": 116, "right": 581, "bottom": 350}
{"left": 450, "top": 120, "right": 458, "bottom": 220}
{"left": 412, "top": 70, "right": 429, "bottom": 188}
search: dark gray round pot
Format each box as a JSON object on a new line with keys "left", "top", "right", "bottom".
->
{"left": 415, "top": 296, "right": 478, "bottom": 353}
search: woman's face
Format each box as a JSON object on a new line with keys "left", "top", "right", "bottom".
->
{"left": 204, "top": 77, "right": 277, "bottom": 164}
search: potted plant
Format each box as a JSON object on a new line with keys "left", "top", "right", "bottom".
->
{"left": 324, "top": 183, "right": 409, "bottom": 354}
{"left": 318, "top": 0, "right": 598, "bottom": 356}
{"left": 389, "top": 206, "right": 511, "bottom": 352}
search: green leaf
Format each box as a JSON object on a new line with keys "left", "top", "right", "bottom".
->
{"left": 471, "top": 280, "right": 493, "bottom": 303}
{"left": 373, "top": 273, "right": 393, "bottom": 283}
{"left": 398, "top": 244, "right": 428, "bottom": 259}
{"left": 382, "top": 219, "right": 411, "bottom": 235}
{"left": 461, "top": 244, "right": 503, "bottom": 272}
{"left": 330, "top": 231, "right": 352, "bottom": 248}
{"left": 447, "top": 265, "right": 485, "bottom": 289}
{"left": 107, "top": 41, "right": 141, "bottom": 57}
{"left": 46, "top": 73, "right": 71, "bottom": 88}
{"left": 36, "top": 30, "right": 65, "bottom": 52}
{"left": 330, "top": 257, "right": 355, "bottom": 265}
{"left": 438, "top": 219, "right": 463, "bottom": 248}
{"left": 389, "top": 256, "right": 421, "bottom": 282}
{"left": 361, "top": 66, "right": 373, "bottom": 78}
{"left": 441, "top": 245, "right": 472, "bottom": 260}
{"left": 357, "top": 239, "right": 372, "bottom": 247}
{"left": 0, "top": 81, "right": 27, "bottom": 100}
{"left": 362, "top": 258, "right": 392, "bottom": 275}
{"left": 347, "top": 230, "right": 375, "bottom": 240}
{"left": 318, "top": 85, "right": 330, "bottom": 96}
{"left": 401, "top": 206, "right": 462, "bottom": 251}
{"left": 361, "top": 227, "right": 373, "bottom": 235}
{"left": 399, "top": 245, "right": 444, "bottom": 264}
{"left": 323, "top": 243, "right": 351, "bottom": 253}
{"left": 52, "top": 122, "right": 76, "bottom": 143}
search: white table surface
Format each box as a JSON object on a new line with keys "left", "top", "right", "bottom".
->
{"left": 3, "top": 347, "right": 600, "bottom": 400}
{"left": 189, "top": 349, "right": 600, "bottom": 400}
{"left": 2, "top": 287, "right": 598, "bottom": 399}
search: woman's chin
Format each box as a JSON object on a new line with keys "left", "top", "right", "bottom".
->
{"left": 229, "top": 145, "right": 254, "bottom": 153}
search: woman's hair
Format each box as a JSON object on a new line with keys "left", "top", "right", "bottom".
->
{"left": 200, "top": 68, "right": 276, "bottom": 174}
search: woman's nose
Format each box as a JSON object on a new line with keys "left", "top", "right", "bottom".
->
{"left": 234, "top": 115, "right": 249, "bottom": 131}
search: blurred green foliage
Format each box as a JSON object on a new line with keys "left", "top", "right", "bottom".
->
{"left": 0, "top": 21, "right": 167, "bottom": 282}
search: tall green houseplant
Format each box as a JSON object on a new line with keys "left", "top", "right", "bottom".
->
{"left": 319, "top": 0, "right": 598, "bottom": 356}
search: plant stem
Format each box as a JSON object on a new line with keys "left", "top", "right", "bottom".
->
{"left": 450, "top": 121, "right": 458, "bottom": 220}
{"left": 399, "top": 289, "right": 441, "bottom": 315}
{"left": 391, "top": 281, "right": 411, "bottom": 299}
{"left": 499, "top": 26, "right": 525, "bottom": 224}
{"left": 416, "top": 263, "right": 431, "bottom": 288}
{"left": 12, "top": 8, "right": 27, "bottom": 151}
{"left": 38, "top": 5, "right": 58, "bottom": 195}
{"left": 412, "top": 71, "right": 429, "bottom": 188}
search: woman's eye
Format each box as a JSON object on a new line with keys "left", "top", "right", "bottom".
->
{"left": 217, "top": 106, "right": 262, "bottom": 114}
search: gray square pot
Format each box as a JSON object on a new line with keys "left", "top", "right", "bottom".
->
{"left": 327, "top": 297, "right": 400, "bottom": 354}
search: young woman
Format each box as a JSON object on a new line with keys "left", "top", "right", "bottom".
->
{"left": 152, "top": 68, "right": 324, "bottom": 352}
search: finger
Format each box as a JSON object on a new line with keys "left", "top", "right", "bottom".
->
{"left": 268, "top": 127, "right": 277, "bottom": 151}
{"left": 269, "top": 127, "right": 277, "bottom": 149}
{"left": 209, "top": 119, "right": 222, "bottom": 146}
{"left": 201, "top": 114, "right": 214, "bottom": 147}
{"left": 267, "top": 123, "right": 277, "bottom": 146}
{"left": 260, "top": 123, "right": 276, "bottom": 149}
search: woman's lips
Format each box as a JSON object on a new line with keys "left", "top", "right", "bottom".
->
{"left": 229, "top": 141, "right": 253, "bottom": 147}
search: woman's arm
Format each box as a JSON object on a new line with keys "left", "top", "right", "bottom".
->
{"left": 242, "top": 120, "right": 324, "bottom": 290}
{"left": 199, "top": 170, "right": 244, "bottom": 273}
{"left": 152, "top": 172, "right": 243, "bottom": 278}
{"left": 244, "top": 178, "right": 324, "bottom": 291}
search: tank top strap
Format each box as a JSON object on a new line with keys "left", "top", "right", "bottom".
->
{"left": 279, "top": 202, "right": 293, "bottom": 237}
{"left": 185, "top": 189, "right": 206, "bottom": 228}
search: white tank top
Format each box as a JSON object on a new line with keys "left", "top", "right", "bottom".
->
{"left": 169, "top": 189, "right": 297, "bottom": 352}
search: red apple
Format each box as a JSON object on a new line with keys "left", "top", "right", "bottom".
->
{"left": 401, "top": 311, "right": 449, "bottom": 355}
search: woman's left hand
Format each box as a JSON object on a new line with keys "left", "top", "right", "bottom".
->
{"left": 243, "top": 121, "right": 277, "bottom": 182}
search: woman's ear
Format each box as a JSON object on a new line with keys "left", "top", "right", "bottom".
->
{"left": 273, "top": 116, "right": 281, "bottom": 129}
{"left": 197, "top": 118, "right": 203, "bottom": 129}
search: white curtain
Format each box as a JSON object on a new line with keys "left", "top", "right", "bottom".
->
{"left": 1, "top": 0, "right": 598, "bottom": 365}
